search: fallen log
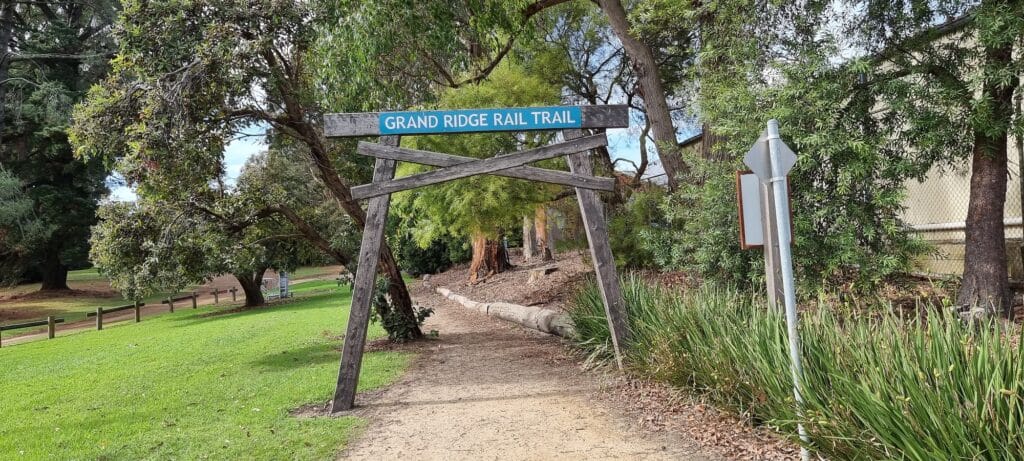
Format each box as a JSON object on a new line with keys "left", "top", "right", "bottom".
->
{"left": 434, "top": 286, "right": 575, "bottom": 338}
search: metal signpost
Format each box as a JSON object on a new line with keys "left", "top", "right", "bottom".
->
{"left": 279, "top": 271, "right": 289, "bottom": 299}
{"left": 742, "top": 119, "right": 810, "bottom": 461}
{"left": 324, "top": 105, "right": 631, "bottom": 412}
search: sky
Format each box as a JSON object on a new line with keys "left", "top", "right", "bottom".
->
{"left": 108, "top": 120, "right": 686, "bottom": 201}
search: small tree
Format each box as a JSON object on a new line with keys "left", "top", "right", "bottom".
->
{"left": 394, "top": 64, "right": 561, "bottom": 283}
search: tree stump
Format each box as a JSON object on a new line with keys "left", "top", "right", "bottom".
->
{"left": 527, "top": 265, "right": 559, "bottom": 284}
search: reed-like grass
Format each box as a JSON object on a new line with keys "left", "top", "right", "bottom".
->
{"left": 568, "top": 275, "right": 1024, "bottom": 460}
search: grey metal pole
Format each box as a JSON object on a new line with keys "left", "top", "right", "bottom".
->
{"left": 767, "top": 119, "right": 810, "bottom": 461}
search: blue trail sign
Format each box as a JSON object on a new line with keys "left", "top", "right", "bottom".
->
{"left": 324, "top": 105, "right": 628, "bottom": 137}
{"left": 380, "top": 107, "right": 582, "bottom": 135}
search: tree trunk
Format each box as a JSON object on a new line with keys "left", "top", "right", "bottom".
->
{"left": 957, "top": 39, "right": 1017, "bottom": 319}
{"left": 264, "top": 51, "right": 421, "bottom": 339}
{"left": 522, "top": 215, "right": 536, "bottom": 260}
{"left": 0, "top": 2, "right": 13, "bottom": 140}
{"left": 597, "top": 0, "right": 685, "bottom": 191}
{"left": 39, "top": 251, "right": 70, "bottom": 291}
{"left": 484, "top": 229, "right": 512, "bottom": 276}
{"left": 236, "top": 270, "right": 266, "bottom": 307}
{"left": 468, "top": 232, "right": 487, "bottom": 284}
{"left": 535, "top": 206, "right": 552, "bottom": 261}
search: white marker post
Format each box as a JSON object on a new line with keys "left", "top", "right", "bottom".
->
{"left": 743, "top": 120, "right": 810, "bottom": 461}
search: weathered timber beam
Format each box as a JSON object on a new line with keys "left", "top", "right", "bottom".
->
{"left": 325, "top": 105, "right": 628, "bottom": 137}
{"left": 350, "top": 134, "right": 608, "bottom": 200}
{"left": 355, "top": 142, "right": 616, "bottom": 191}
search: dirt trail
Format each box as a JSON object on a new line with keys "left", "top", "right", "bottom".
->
{"left": 339, "top": 288, "right": 720, "bottom": 461}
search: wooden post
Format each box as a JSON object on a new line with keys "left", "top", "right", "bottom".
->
{"left": 47, "top": 316, "right": 56, "bottom": 339}
{"left": 230, "top": 287, "right": 237, "bottom": 302}
{"left": 331, "top": 136, "right": 400, "bottom": 413}
{"left": 96, "top": 307, "right": 104, "bottom": 330}
{"left": 134, "top": 301, "right": 141, "bottom": 323}
{"left": 191, "top": 292, "right": 197, "bottom": 309}
{"left": 213, "top": 289, "right": 220, "bottom": 304}
{"left": 761, "top": 182, "right": 785, "bottom": 310}
{"left": 168, "top": 297, "right": 174, "bottom": 313}
{"left": 563, "top": 129, "right": 629, "bottom": 370}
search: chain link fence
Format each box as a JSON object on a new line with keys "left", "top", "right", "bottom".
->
{"left": 902, "top": 151, "right": 1024, "bottom": 280}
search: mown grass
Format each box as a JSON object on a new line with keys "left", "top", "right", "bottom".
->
{"left": 289, "top": 279, "right": 348, "bottom": 295}
{"left": 0, "top": 266, "right": 340, "bottom": 338}
{"left": 0, "top": 292, "right": 174, "bottom": 339}
{"left": 0, "top": 288, "right": 410, "bottom": 459}
{"left": 569, "top": 275, "right": 1024, "bottom": 460}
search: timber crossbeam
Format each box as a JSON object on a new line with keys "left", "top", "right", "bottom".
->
{"left": 350, "top": 133, "right": 608, "bottom": 200}
{"left": 354, "top": 142, "right": 616, "bottom": 192}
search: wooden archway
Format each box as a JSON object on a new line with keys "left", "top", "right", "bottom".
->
{"left": 325, "top": 105, "right": 631, "bottom": 411}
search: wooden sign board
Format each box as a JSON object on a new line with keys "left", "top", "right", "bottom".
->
{"left": 736, "top": 170, "right": 792, "bottom": 249}
{"left": 736, "top": 171, "right": 764, "bottom": 249}
{"left": 325, "top": 105, "right": 628, "bottom": 137}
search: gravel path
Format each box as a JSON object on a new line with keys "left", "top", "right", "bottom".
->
{"left": 338, "top": 289, "right": 720, "bottom": 461}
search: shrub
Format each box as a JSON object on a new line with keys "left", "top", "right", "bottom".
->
{"left": 569, "top": 277, "right": 1024, "bottom": 460}
{"left": 371, "top": 277, "right": 433, "bottom": 342}
{"left": 395, "top": 230, "right": 470, "bottom": 277}
{"left": 607, "top": 187, "right": 666, "bottom": 269}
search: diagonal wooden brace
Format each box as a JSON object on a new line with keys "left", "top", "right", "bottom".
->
{"left": 349, "top": 133, "right": 608, "bottom": 200}
{"left": 355, "top": 142, "right": 616, "bottom": 192}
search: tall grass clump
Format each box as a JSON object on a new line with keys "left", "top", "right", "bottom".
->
{"left": 568, "top": 275, "right": 1024, "bottom": 460}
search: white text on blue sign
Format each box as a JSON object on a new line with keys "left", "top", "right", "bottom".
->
{"left": 378, "top": 107, "right": 583, "bottom": 135}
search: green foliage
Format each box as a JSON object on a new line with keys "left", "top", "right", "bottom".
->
{"left": 394, "top": 229, "right": 470, "bottom": 277}
{"left": 0, "top": 290, "right": 410, "bottom": 459}
{"left": 607, "top": 187, "right": 666, "bottom": 269}
{"left": 89, "top": 200, "right": 228, "bottom": 301}
{"left": 655, "top": 1, "right": 935, "bottom": 290}
{"left": 314, "top": 0, "right": 537, "bottom": 109}
{"left": 0, "top": 170, "right": 53, "bottom": 285}
{"left": 0, "top": 1, "right": 117, "bottom": 286}
{"left": 370, "top": 277, "right": 433, "bottom": 342}
{"left": 89, "top": 149, "right": 333, "bottom": 302}
{"left": 394, "top": 63, "right": 562, "bottom": 246}
{"left": 639, "top": 156, "right": 764, "bottom": 284}
{"left": 570, "top": 277, "right": 1024, "bottom": 460}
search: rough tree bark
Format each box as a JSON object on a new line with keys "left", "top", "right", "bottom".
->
{"left": 468, "top": 232, "right": 487, "bottom": 284}
{"left": 38, "top": 250, "right": 70, "bottom": 291}
{"left": 484, "top": 229, "right": 512, "bottom": 275}
{"left": 235, "top": 269, "right": 267, "bottom": 307}
{"left": 957, "top": 39, "right": 1017, "bottom": 318}
{"left": 596, "top": 0, "right": 685, "bottom": 191}
{"left": 522, "top": 215, "right": 536, "bottom": 259}
{"left": 0, "top": 2, "right": 13, "bottom": 139}
{"left": 467, "top": 231, "right": 512, "bottom": 283}
{"left": 535, "top": 206, "right": 552, "bottom": 261}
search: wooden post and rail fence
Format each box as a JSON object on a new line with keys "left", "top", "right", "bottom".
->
{"left": 0, "top": 286, "right": 241, "bottom": 348}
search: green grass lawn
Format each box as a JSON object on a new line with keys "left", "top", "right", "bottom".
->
{"left": 66, "top": 267, "right": 106, "bottom": 282}
{"left": 0, "top": 291, "right": 176, "bottom": 340}
{"left": 288, "top": 266, "right": 343, "bottom": 280}
{"left": 0, "top": 288, "right": 410, "bottom": 459}
{"left": 1, "top": 266, "right": 342, "bottom": 338}
{"left": 289, "top": 279, "right": 348, "bottom": 296}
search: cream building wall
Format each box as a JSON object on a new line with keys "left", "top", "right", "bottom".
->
{"left": 901, "top": 140, "right": 1024, "bottom": 278}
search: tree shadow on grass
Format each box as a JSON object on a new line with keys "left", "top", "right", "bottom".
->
{"left": 165, "top": 294, "right": 351, "bottom": 329}
{"left": 249, "top": 343, "right": 340, "bottom": 371}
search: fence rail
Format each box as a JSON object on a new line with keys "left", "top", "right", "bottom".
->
{"left": 1, "top": 286, "right": 240, "bottom": 348}
{"left": 0, "top": 317, "right": 64, "bottom": 347}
